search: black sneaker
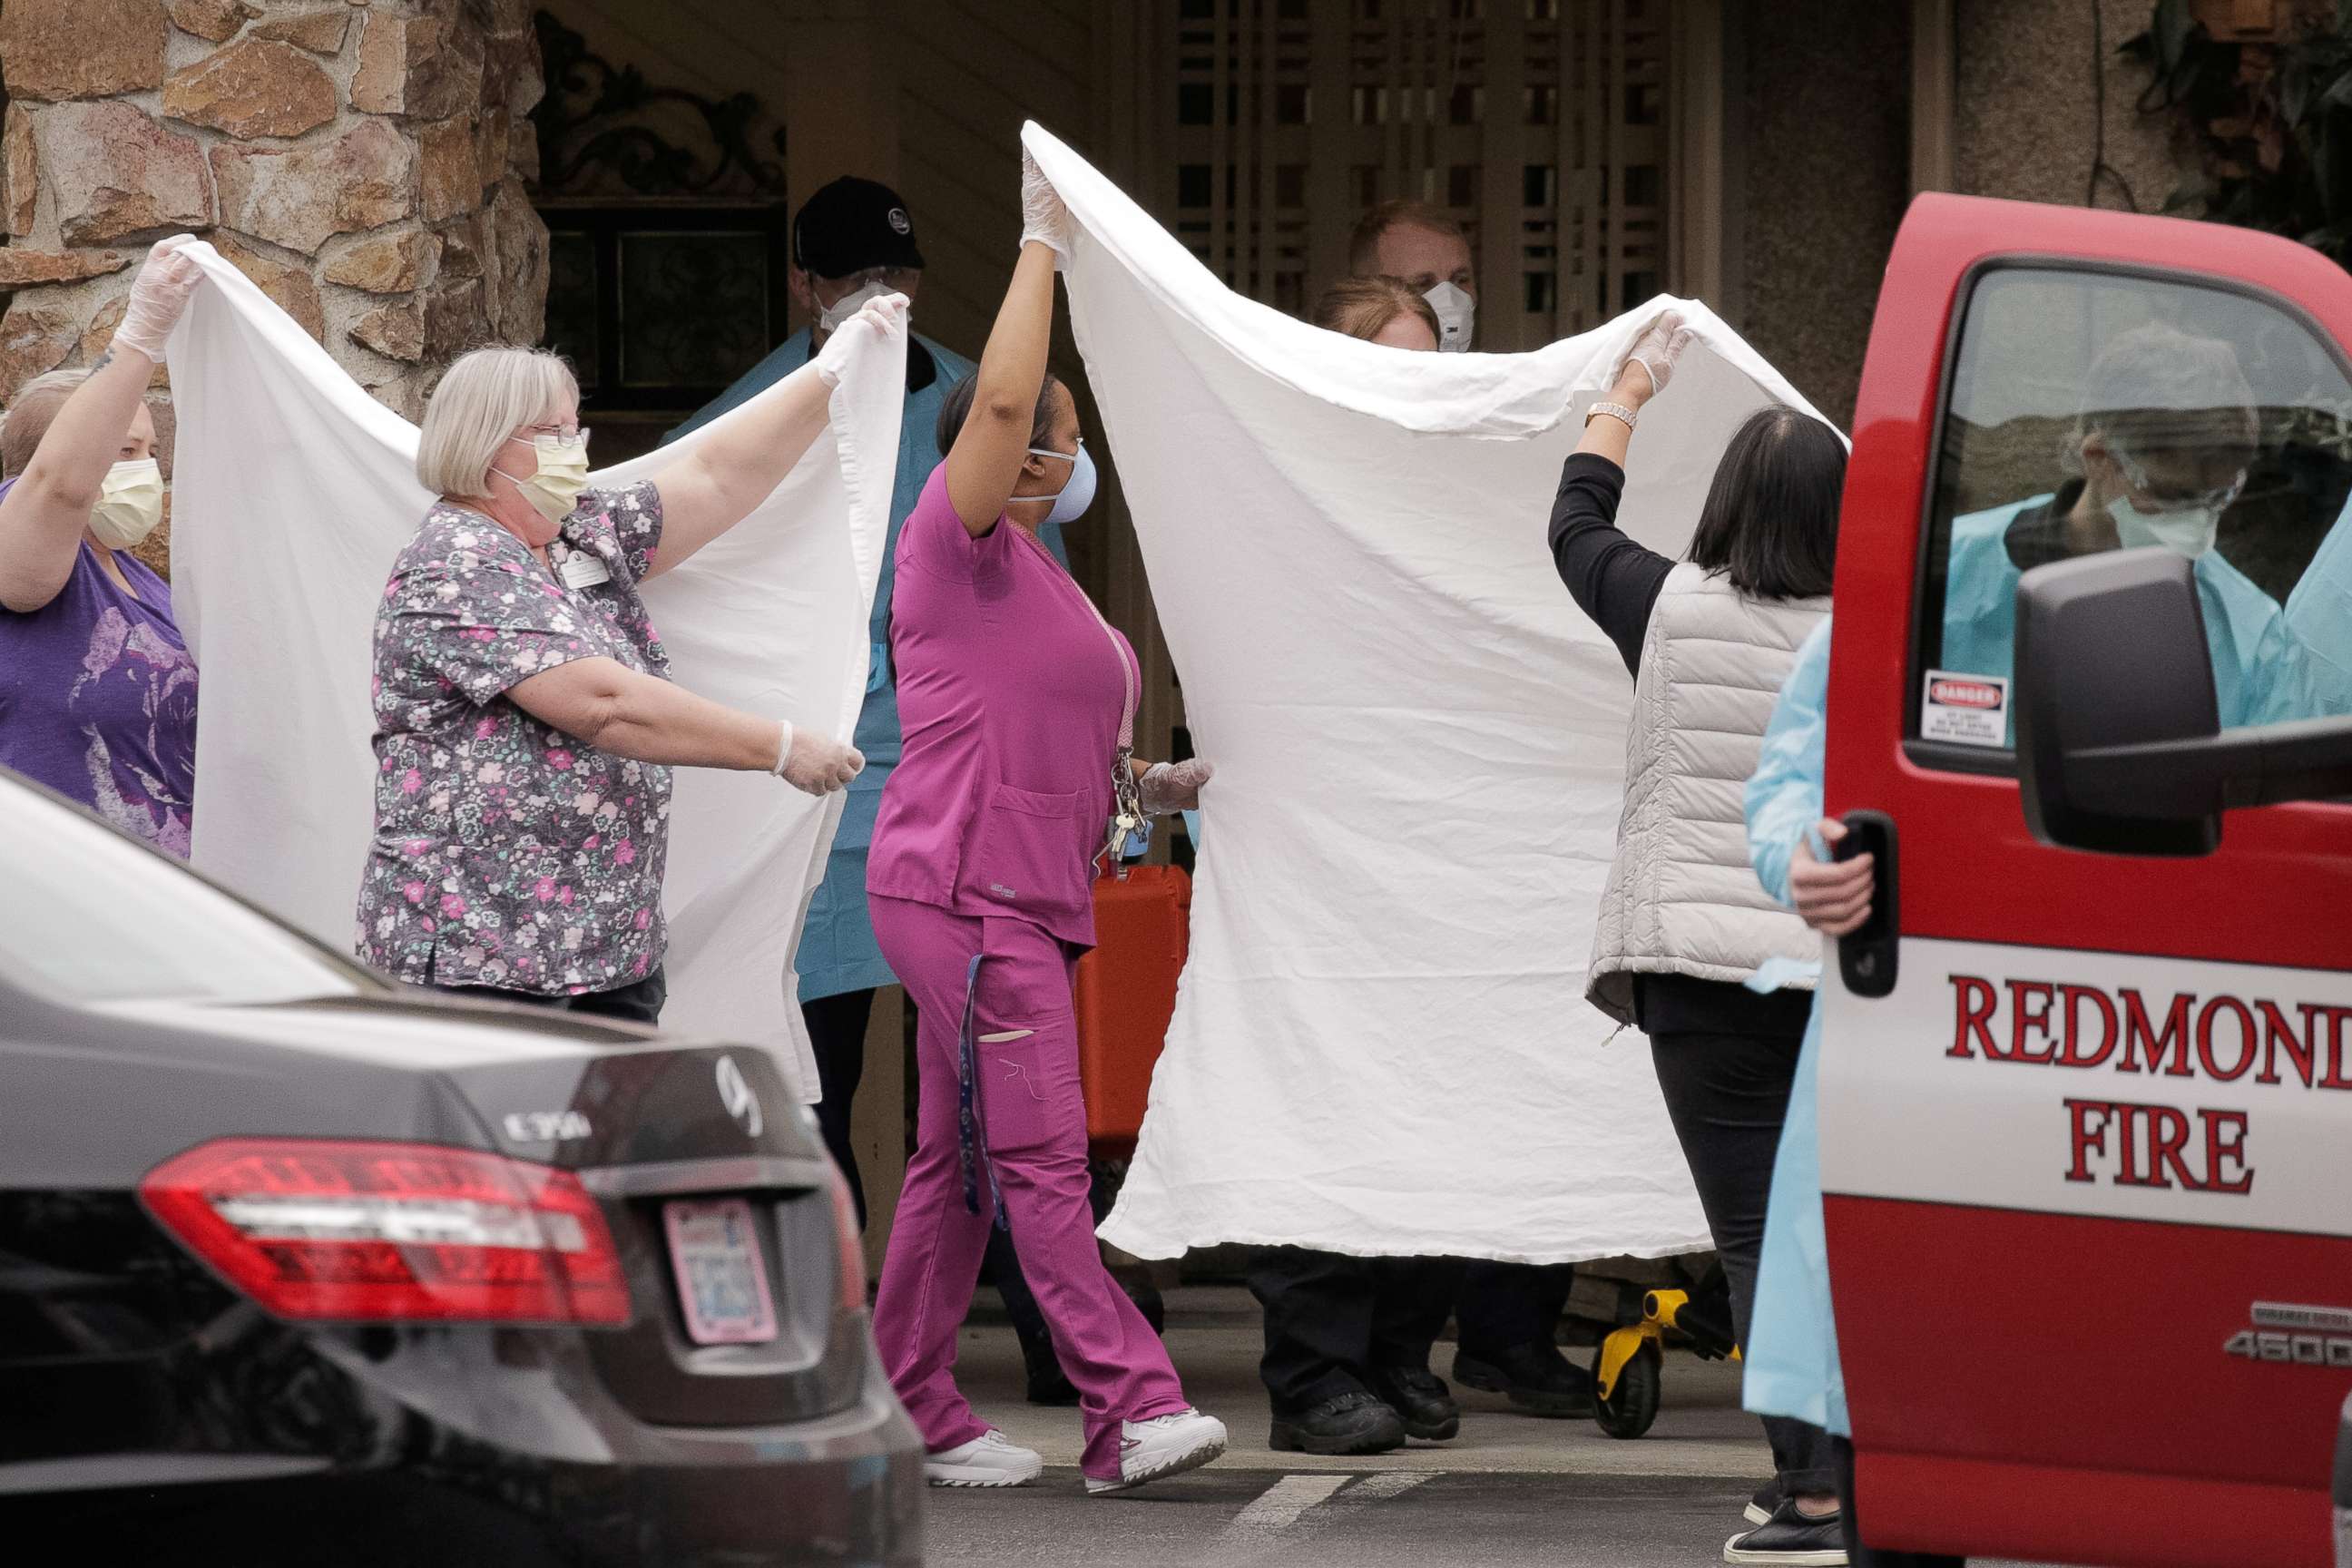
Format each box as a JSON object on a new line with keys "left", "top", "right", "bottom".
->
{"left": 1268, "top": 1389, "right": 1406, "bottom": 1455}
{"left": 1451, "top": 1342, "right": 1596, "bottom": 1418}
{"left": 1722, "top": 1498, "right": 1847, "bottom": 1565}
{"left": 1745, "top": 1477, "right": 1783, "bottom": 1527}
{"left": 1366, "top": 1363, "right": 1460, "bottom": 1442}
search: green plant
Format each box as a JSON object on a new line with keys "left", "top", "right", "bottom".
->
{"left": 2124, "top": 0, "right": 2352, "bottom": 264}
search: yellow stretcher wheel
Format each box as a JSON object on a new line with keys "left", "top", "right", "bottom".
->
{"left": 1592, "top": 1338, "right": 1661, "bottom": 1439}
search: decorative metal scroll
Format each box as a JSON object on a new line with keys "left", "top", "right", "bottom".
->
{"left": 530, "top": 10, "right": 788, "bottom": 198}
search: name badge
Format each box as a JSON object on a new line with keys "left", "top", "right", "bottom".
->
{"left": 558, "top": 552, "right": 612, "bottom": 590}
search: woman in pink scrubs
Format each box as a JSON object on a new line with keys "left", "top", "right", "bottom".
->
{"left": 867, "top": 156, "right": 1224, "bottom": 1494}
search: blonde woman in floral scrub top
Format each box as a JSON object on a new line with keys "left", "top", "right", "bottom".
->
{"left": 355, "top": 309, "right": 897, "bottom": 1023}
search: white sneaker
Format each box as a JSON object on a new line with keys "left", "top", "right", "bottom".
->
{"left": 925, "top": 1430, "right": 1043, "bottom": 1488}
{"left": 1084, "top": 1408, "right": 1229, "bottom": 1495}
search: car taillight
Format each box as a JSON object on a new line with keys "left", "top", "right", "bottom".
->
{"left": 140, "top": 1137, "right": 631, "bottom": 1328}
{"left": 826, "top": 1165, "right": 867, "bottom": 1316}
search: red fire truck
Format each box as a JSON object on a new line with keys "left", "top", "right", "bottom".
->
{"left": 1819, "top": 192, "right": 2352, "bottom": 1566}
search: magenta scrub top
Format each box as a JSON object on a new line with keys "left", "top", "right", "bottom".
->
{"left": 867, "top": 463, "right": 1136, "bottom": 948}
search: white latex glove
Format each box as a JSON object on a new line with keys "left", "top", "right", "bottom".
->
{"left": 1020, "top": 148, "right": 1072, "bottom": 262}
{"left": 1138, "top": 758, "right": 1212, "bottom": 815}
{"left": 814, "top": 291, "right": 909, "bottom": 388}
{"left": 1613, "top": 310, "right": 1697, "bottom": 403}
{"left": 111, "top": 235, "right": 205, "bottom": 365}
{"left": 773, "top": 720, "right": 865, "bottom": 795}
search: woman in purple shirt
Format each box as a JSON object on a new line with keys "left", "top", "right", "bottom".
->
{"left": 866, "top": 155, "right": 1221, "bottom": 1495}
{"left": 0, "top": 240, "right": 205, "bottom": 856}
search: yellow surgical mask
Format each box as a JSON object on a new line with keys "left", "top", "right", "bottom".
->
{"left": 90, "top": 458, "right": 164, "bottom": 549}
{"left": 493, "top": 432, "right": 591, "bottom": 525}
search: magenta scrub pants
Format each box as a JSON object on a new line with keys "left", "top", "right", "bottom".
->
{"left": 867, "top": 894, "right": 1189, "bottom": 1479}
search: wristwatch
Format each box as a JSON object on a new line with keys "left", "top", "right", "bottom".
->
{"left": 1586, "top": 400, "right": 1640, "bottom": 431}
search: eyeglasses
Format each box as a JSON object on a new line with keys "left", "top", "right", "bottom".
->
{"left": 2116, "top": 450, "right": 2245, "bottom": 514}
{"left": 830, "top": 265, "right": 920, "bottom": 294}
{"left": 516, "top": 423, "right": 589, "bottom": 448}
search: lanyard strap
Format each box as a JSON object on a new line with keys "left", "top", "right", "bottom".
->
{"left": 956, "top": 952, "right": 1010, "bottom": 1230}
{"left": 1016, "top": 528, "right": 1144, "bottom": 870}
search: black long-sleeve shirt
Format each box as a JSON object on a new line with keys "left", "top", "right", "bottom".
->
{"left": 1546, "top": 451, "right": 1675, "bottom": 678}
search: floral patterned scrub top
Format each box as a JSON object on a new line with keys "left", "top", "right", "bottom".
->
{"left": 355, "top": 482, "right": 674, "bottom": 995}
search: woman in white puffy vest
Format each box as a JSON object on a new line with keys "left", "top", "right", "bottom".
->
{"left": 1545, "top": 316, "right": 1848, "bottom": 1567}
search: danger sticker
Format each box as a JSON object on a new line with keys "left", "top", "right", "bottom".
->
{"left": 1921, "top": 669, "right": 2009, "bottom": 747}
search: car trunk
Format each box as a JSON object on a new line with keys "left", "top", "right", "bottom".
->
{"left": 435, "top": 1025, "right": 870, "bottom": 1429}
{"left": 169, "top": 995, "right": 873, "bottom": 1432}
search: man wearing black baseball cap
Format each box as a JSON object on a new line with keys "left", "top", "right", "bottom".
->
{"left": 789, "top": 175, "right": 926, "bottom": 312}
{"left": 672, "top": 174, "right": 942, "bottom": 444}
{"left": 667, "top": 177, "right": 1074, "bottom": 1402}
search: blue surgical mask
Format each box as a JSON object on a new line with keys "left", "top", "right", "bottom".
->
{"left": 1024, "top": 439, "right": 1097, "bottom": 525}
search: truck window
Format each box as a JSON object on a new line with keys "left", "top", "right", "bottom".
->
{"left": 1916, "top": 266, "right": 2352, "bottom": 758}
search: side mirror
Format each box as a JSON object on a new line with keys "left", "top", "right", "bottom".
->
{"left": 2014, "top": 547, "right": 2352, "bottom": 856}
{"left": 2014, "top": 550, "right": 2222, "bottom": 855}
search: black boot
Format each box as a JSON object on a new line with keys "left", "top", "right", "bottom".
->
{"left": 1268, "top": 1390, "right": 1406, "bottom": 1455}
{"left": 1451, "top": 1340, "right": 1596, "bottom": 1417}
{"left": 1367, "top": 1364, "right": 1460, "bottom": 1442}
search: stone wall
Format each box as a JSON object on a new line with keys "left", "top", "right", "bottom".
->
{"left": 1727, "top": 0, "right": 2191, "bottom": 428}
{"left": 0, "top": 0, "right": 551, "bottom": 568}
{"left": 1954, "top": 0, "right": 2183, "bottom": 215}
{"left": 1735, "top": 0, "right": 1914, "bottom": 427}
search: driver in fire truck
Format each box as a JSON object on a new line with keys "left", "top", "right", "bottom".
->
{"left": 1938, "top": 320, "right": 2351, "bottom": 732}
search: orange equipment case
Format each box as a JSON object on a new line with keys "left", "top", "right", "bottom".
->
{"left": 1072, "top": 865, "right": 1191, "bottom": 1145}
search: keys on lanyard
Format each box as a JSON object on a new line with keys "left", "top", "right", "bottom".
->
{"left": 1099, "top": 746, "right": 1151, "bottom": 867}
{"left": 1100, "top": 810, "right": 1150, "bottom": 867}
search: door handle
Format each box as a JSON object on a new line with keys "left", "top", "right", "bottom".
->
{"left": 1835, "top": 809, "right": 1899, "bottom": 999}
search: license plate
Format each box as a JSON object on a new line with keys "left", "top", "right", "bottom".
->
{"left": 662, "top": 1198, "right": 778, "bottom": 1345}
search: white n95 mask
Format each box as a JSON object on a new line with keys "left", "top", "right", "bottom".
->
{"left": 819, "top": 280, "right": 897, "bottom": 334}
{"left": 2108, "top": 495, "right": 2219, "bottom": 560}
{"left": 90, "top": 458, "right": 164, "bottom": 549}
{"left": 1423, "top": 281, "right": 1475, "bottom": 352}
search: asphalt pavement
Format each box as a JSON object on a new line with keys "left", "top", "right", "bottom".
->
{"left": 935, "top": 1466, "right": 1798, "bottom": 1568}
{"left": 923, "top": 1286, "right": 2054, "bottom": 1567}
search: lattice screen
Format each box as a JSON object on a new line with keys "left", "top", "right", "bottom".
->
{"left": 1160, "top": 0, "right": 1671, "bottom": 350}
